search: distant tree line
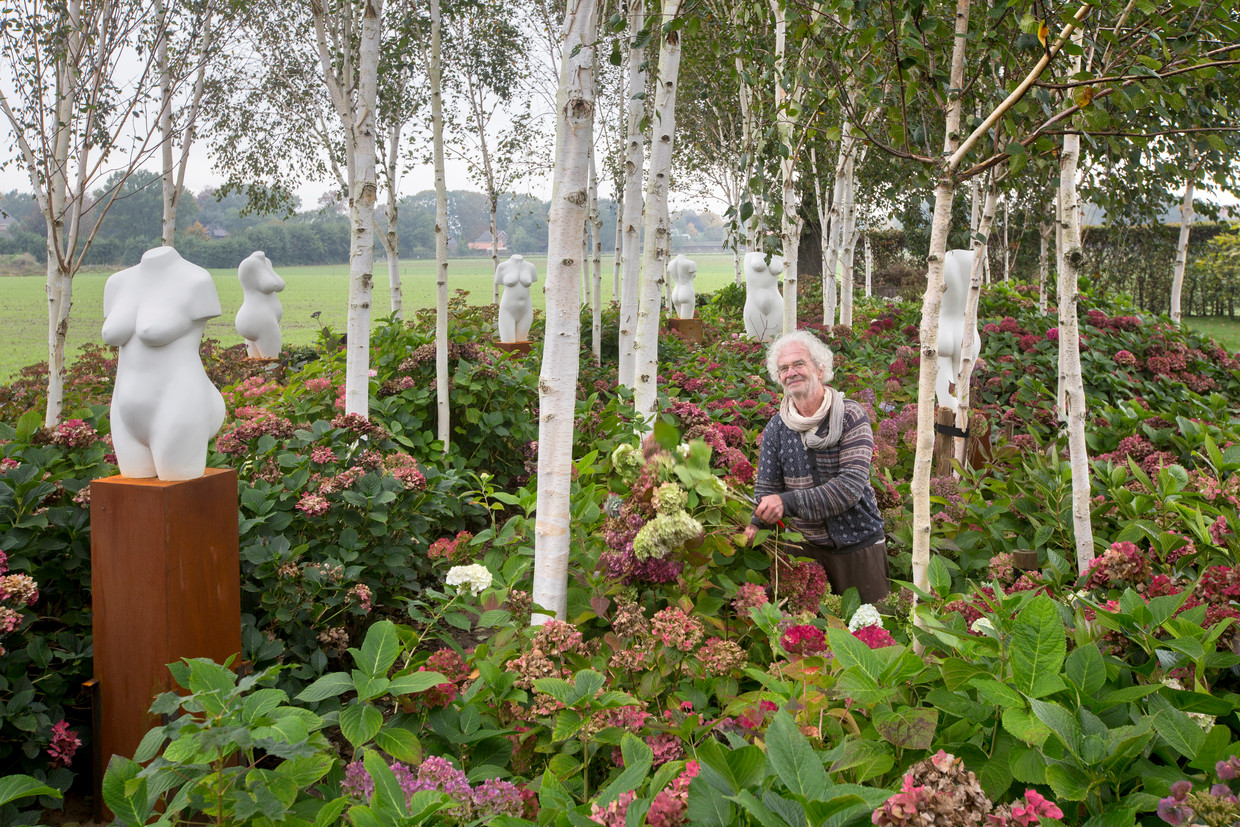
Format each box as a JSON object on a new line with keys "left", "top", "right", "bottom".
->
{"left": 0, "top": 171, "right": 735, "bottom": 270}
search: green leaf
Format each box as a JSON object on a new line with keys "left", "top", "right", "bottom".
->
{"left": 1009, "top": 745, "right": 1048, "bottom": 784}
{"left": 928, "top": 555, "right": 951, "bottom": 596}
{"left": 340, "top": 702, "right": 383, "bottom": 749}
{"left": 1045, "top": 763, "right": 1091, "bottom": 801}
{"left": 1010, "top": 595, "right": 1067, "bottom": 699}
{"left": 274, "top": 754, "right": 335, "bottom": 788}
{"left": 364, "top": 749, "right": 409, "bottom": 818}
{"left": 1147, "top": 692, "right": 1207, "bottom": 760}
{"left": 185, "top": 658, "right": 237, "bottom": 714}
{"left": 827, "top": 739, "right": 895, "bottom": 782}
{"left": 374, "top": 725, "right": 423, "bottom": 763}
{"left": 1064, "top": 644, "right": 1106, "bottom": 696}
{"left": 734, "top": 789, "right": 793, "bottom": 827}
{"left": 0, "top": 775, "right": 61, "bottom": 807}
{"left": 102, "top": 756, "right": 149, "bottom": 826}
{"left": 572, "top": 669, "right": 606, "bottom": 702}
{"left": 1081, "top": 808, "right": 1140, "bottom": 827}
{"left": 598, "top": 733, "right": 653, "bottom": 806}
{"left": 971, "top": 678, "right": 1026, "bottom": 709}
{"left": 1029, "top": 699, "right": 1082, "bottom": 756}
{"left": 696, "top": 740, "right": 766, "bottom": 795}
{"left": 351, "top": 620, "right": 401, "bottom": 679}
{"left": 873, "top": 706, "right": 937, "bottom": 750}
{"left": 1001, "top": 708, "right": 1051, "bottom": 747}
{"left": 296, "top": 672, "right": 354, "bottom": 703}
{"left": 386, "top": 671, "right": 449, "bottom": 696}
{"left": 767, "top": 711, "right": 828, "bottom": 797}
{"left": 688, "top": 775, "right": 736, "bottom": 826}
{"left": 827, "top": 628, "right": 883, "bottom": 683}
{"left": 533, "top": 677, "right": 574, "bottom": 703}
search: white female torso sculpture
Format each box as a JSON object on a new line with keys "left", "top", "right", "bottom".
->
{"left": 936, "top": 248, "right": 979, "bottom": 410}
{"left": 495, "top": 254, "right": 538, "bottom": 342}
{"left": 668, "top": 254, "right": 698, "bottom": 320}
{"left": 235, "top": 251, "right": 285, "bottom": 359}
{"left": 102, "top": 246, "right": 226, "bottom": 481}
{"left": 743, "top": 251, "right": 785, "bottom": 342}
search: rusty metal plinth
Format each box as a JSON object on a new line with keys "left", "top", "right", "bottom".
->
{"left": 89, "top": 468, "right": 240, "bottom": 812}
{"left": 668, "top": 317, "right": 703, "bottom": 344}
{"left": 494, "top": 340, "right": 533, "bottom": 356}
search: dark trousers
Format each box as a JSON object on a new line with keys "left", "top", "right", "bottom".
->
{"left": 798, "top": 539, "right": 890, "bottom": 605}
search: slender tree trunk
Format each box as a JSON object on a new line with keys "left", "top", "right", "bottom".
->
{"left": 382, "top": 123, "right": 404, "bottom": 319}
{"left": 773, "top": 0, "right": 800, "bottom": 334}
{"left": 590, "top": 143, "right": 603, "bottom": 364}
{"left": 1170, "top": 158, "right": 1196, "bottom": 326}
{"left": 1002, "top": 196, "right": 1010, "bottom": 281}
{"left": 1057, "top": 30, "right": 1094, "bottom": 572}
{"left": 157, "top": 0, "right": 175, "bottom": 246}
{"left": 840, "top": 146, "right": 859, "bottom": 323}
{"left": 953, "top": 180, "right": 998, "bottom": 467}
{"left": 911, "top": 0, "right": 970, "bottom": 623}
{"left": 632, "top": 0, "right": 683, "bottom": 422}
{"left": 532, "top": 0, "right": 598, "bottom": 623}
{"left": 1038, "top": 196, "right": 1052, "bottom": 315}
{"left": 617, "top": 0, "right": 646, "bottom": 388}
{"left": 430, "top": 0, "right": 450, "bottom": 445}
{"left": 812, "top": 148, "right": 836, "bottom": 326}
{"left": 343, "top": 0, "right": 381, "bottom": 419}
{"left": 613, "top": 189, "right": 623, "bottom": 299}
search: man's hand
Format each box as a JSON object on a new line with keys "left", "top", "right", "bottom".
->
{"left": 742, "top": 523, "right": 758, "bottom": 546}
{"left": 754, "top": 493, "right": 784, "bottom": 524}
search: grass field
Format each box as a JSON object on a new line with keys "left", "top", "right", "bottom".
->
{"left": 1184, "top": 316, "right": 1240, "bottom": 352}
{"left": 0, "top": 254, "right": 743, "bottom": 381}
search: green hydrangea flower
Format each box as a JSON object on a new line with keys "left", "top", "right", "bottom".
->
{"left": 652, "top": 482, "right": 688, "bottom": 514}
{"left": 632, "top": 510, "right": 703, "bottom": 560}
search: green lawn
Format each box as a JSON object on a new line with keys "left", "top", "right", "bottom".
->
{"left": 0, "top": 254, "right": 742, "bottom": 381}
{"left": 1184, "top": 316, "right": 1240, "bottom": 352}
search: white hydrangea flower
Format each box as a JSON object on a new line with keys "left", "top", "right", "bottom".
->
{"left": 970, "top": 617, "right": 996, "bottom": 635}
{"left": 445, "top": 564, "right": 493, "bottom": 596}
{"left": 1161, "top": 678, "right": 1216, "bottom": 730}
{"left": 848, "top": 603, "right": 883, "bottom": 631}
{"left": 676, "top": 442, "right": 692, "bottom": 459}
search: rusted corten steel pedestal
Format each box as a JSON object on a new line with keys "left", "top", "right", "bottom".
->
{"left": 668, "top": 317, "right": 703, "bottom": 344}
{"left": 89, "top": 468, "right": 241, "bottom": 803}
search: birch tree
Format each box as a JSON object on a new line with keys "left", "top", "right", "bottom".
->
{"left": 631, "top": 0, "right": 684, "bottom": 422}
{"left": 156, "top": 0, "right": 223, "bottom": 246}
{"left": 532, "top": 0, "right": 599, "bottom": 623}
{"left": 1170, "top": 152, "right": 1197, "bottom": 326}
{"left": 0, "top": 0, "right": 170, "bottom": 426}
{"left": 427, "top": 0, "right": 450, "bottom": 446}
{"left": 310, "top": 0, "right": 383, "bottom": 418}
{"left": 616, "top": 0, "right": 646, "bottom": 389}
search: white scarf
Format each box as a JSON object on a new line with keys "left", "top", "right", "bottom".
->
{"left": 780, "top": 387, "right": 846, "bottom": 450}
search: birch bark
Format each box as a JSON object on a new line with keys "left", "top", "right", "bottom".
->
{"left": 1057, "top": 31, "right": 1095, "bottom": 571}
{"left": 617, "top": 0, "right": 646, "bottom": 388}
{"left": 910, "top": 0, "right": 970, "bottom": 615}
{"left": 632, "top": 0, "right": 684, "bottom": 423}
{"left": 1170, "top": 154, "right": 1197, "bottom": 326}
{"left": 379, "top": 123, "right": 404, "bottom": 319}
{"left": 532, "top": 0, "right": 598, "bottom": 623}
{"left": 429, "top": 0, "right": 450, "bottom": 446}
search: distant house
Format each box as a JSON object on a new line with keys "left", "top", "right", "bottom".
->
{"left": 468, "top": 230, "right": 508, "bottom": 252}
{"left": 0, "top": 214, "right": 13, "bottom": 236}
{"left": 206, "top": 224, "right": 229, "bottom": 239}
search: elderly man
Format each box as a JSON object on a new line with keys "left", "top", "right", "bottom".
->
{"left": 743, "top": 330, "right": 890, "bottom": 603}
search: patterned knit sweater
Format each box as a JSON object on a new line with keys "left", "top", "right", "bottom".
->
{"left": 752, "top": 398, "right": 886, "bottom": 553}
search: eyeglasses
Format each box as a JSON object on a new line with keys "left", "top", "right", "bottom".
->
{"left": 777, "top": 360, "right": 811, "bottom": 377}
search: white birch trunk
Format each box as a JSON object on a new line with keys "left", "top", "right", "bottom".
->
{"left": 589, "top": 145, "right": 603, "bottom": 364}
{"left": 953, "top": 180, "right": 998, "bottom": 467}
{"left": 157, "top": 0, "right": 175, "bottom": 246}
{"left": 1002, "top": 196, "right": 1010, "bottom": 281}
{"left": 1038, "top": 196, "right": 1052, "bottom": 315}
{"left": 840, "top": 148, "right": 859, "bottom": 323}
{"left": 1170, "top": 163, "right": 1196, "bottom": 325}
{"left": 632, "top": 0, "right": 684, "bottom": 422}
{"left": 157, "top": 0, "right": 212, "bottom": 246}
{"left": 344, "top": 0, "right": 381, "bottom": 418}
{"left": 381, "top": 124, "right": 404, "bottom": 319}
{"left": 430, "top": 0, "right": 450, "bottom": 446}
{"left": 865, "top": 233, "right": 872, "bottom": 297}
{"left": 532, "top": 0, "right": 598, "bottom": 623}
{"left": 773, "top": 0, "right": 799, "bottom": 334}
{"left": 911, "top": 0, "right": 971, "bottom": 622}
{"left": 1057, "top": 30, "right": 1094, "bottom": 572}
{"left": 613, "top": 189, "right": 624, "bottom": 299}
{"left": 735, "top": 47, "right": 756, "bottom": 283}
{"left": 617, "top": 0, "right": 646, "bottom": 389}
{"left": 812, "top": 148, "right": 837, "bottom": 326}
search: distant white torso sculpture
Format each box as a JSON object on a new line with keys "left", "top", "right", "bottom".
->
{"left": 936, "top": 248, "right": 979, "bottom": 410}
{"left": 102, "top": 246, "right": 226, "bottom": 481}
{"left": 668, "top": 254, "right": 698, "bottom": 320}
{"left": 743, "top": 251, "right": 785, "bottom": 341}
{"left": 235, "top": 251, "right": 285, "bottom": 359}
{"left": 495, "top": 254, "right": 538, "bottom": 342}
